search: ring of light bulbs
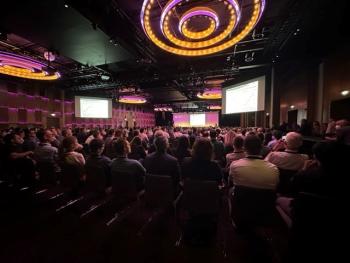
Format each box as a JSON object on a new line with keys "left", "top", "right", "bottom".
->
{"left": 140, "top": 0, "right": 265, "bottom": 56}
{"left": 0, "top": 51, "right": 60, "bottom": 80}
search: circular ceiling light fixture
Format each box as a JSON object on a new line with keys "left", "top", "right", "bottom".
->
{"left": 0, "top": 51, "right": 60, "bottom": 80}
{"left": 118, "top": 95, "right": 147, "bottom": 104}
{"left": 140, "top": 0, "right": 265, "bottom": 56}
{"left": 197, "top": 88, "right": 222, "bottom": 99}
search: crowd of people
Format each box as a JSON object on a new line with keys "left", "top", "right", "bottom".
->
{"left": 0, "top": 119, "right": 349, "bottom": 226}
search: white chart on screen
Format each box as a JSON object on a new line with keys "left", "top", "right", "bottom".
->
{"left": 226, "top": 81, "right": 258, "bottom": 114}
{"left": 80, "top": 98, "right": 108, "bottom": 118}
{"left": 190, "top": 114, "right": 206, "bottom": 126}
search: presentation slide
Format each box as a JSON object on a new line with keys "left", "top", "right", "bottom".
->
{"left": 190, "top": 114, "right": 205, "bottom": 127}
{"left": 75, "top": 96, "right": 112, "bottom": 118}
{"left": 173, "top": 112, "right": 219, "bottom": 127}
{"left": 222, "top": 76, "right": 265, "bottom": 114}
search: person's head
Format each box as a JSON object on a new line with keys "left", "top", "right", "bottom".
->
{"left": 210, "top": 129, "right": 217, "bottom": 139}
{"left": 131, "top": 136, "right": 142, "bottom": 147}
{"left": 154, "top": 130, "right": 164, "bottom": 138}
{"left": 257, "top": 127, "right": 265, "bottom": 134}
{"left": 244, "top": 135, "right": 262, "bottom": 155}
{"left": 257, "top": 133, "right": 265, "bottom": 145}
{"left": 272, "top": 130, "right": 283, "bottom": 140}
{"left": 37, "top": 129, "right": 54, "bottom": 143}
{"left": 15, "top": 129, "right": 25, "bottom": 139}
{"left": 108, "top": 129, "right": 115, "bottom": 137}
{"left": 301, "top": 119, "right": 308, "bottom": 126}
{"left": 140, "top": 128, "right": 145, "bottom": 133}
{"left": 313, "top": 121, "right": 321, "bottom": 128}
{"left": 114, "top": 129, "right": 122, "bottom": 138}
{"left": 233, "top": 135, "right": 244, "bottom": 151}
{"left": 50, "top": 127, "right": 58, "bottom": 137}
{"left": 62, "top": 128, "right": 73, "bottom": 137}
{"left": 285, "top": 132, "right": 303, "bottom": 151}
{"left": 62, "top": 136, "right": 78, "bottom": 153}
{"left": 29, "top": 128, "right": 36, "bottom": 138}
{"left": 11, "top": 133, "right": 24, "bottom": 145}
{"left": 114, "top": 138, "right": 131, "bottom": 156}
{"left": 202, "top": 130, "right": 209, "bottom": 138}
{"left": 89, "top": 139, "right": 104, "bottom": 156}
{"left": 91, "top": 130, "right": 101, "bottom": 139}
{"left": 224, "top": 130, "right": 236, "bottom": 147}
{"left": 154, "top": 135, "right": 169, "bottom": 153}
{"left": 177, "top": 136, "right": 190, "bottom": 151}
{"left": 192, "top": 138, "right": 213, "bottom": 161}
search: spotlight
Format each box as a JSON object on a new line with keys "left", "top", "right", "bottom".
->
{"left": 341, "top": 90, "right": 349, "bottom": 96}
{"left": 50, "top": 113, "right": 56, "bottom": 117}
{"left": 290, "top": 105, "right": 295, "bottom": 109}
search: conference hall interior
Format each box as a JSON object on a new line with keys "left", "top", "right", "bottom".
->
{"left": 0, "top": 0, "right": 349, "bottom": 262}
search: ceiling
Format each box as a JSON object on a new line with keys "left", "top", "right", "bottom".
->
{"left": 0, "top": 0, "right": 348, "bottom": 110}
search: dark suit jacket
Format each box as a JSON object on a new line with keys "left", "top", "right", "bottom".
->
{"left": 143, "top": 152, "right": 180, "bottom": 188}
{"left": 181, "top": 157, "right": 223, "bottom": 184}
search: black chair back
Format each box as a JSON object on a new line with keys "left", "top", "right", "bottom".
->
{"left": 37, "top": 162, "right": 57, "bottom": 185}
{"left": 278, "top": 168, "right": 297, "bottom": 194}
{"left": 145, "top": 174, "right": 173, "bottom": 208}
{"left": 183, "top": 179, "right": 220, "bottom": 215}
{"left": 290, "top": 192, "right": 340, "bottom": 261}
{"left": 112, "top": 171, "right": 139, "bottom": 200}
{"left": 85, "top": 164, "right": 107, "bottom": 195}
{"left": 60, "top": 162, "right": 84, "bottom": 188}
{"left": 231, "top": 185, "right": 276, "bottom": 227}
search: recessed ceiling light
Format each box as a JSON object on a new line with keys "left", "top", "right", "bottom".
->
{"left": 64, "top": 4, "right": 69, "bottom": 8}
{"left": 341, "top": 90, "right": 349, "bottom": 96}
{"left": 290, "top": 105, "right": 295, "bottom": 109}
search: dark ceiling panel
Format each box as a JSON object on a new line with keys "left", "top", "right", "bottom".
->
{"left": 0, "top": 0, "right": 132, "bottom": 66}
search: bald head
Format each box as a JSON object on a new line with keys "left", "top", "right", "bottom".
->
{"left": 285, "top": 132, "right": 303, "bottom": 151}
